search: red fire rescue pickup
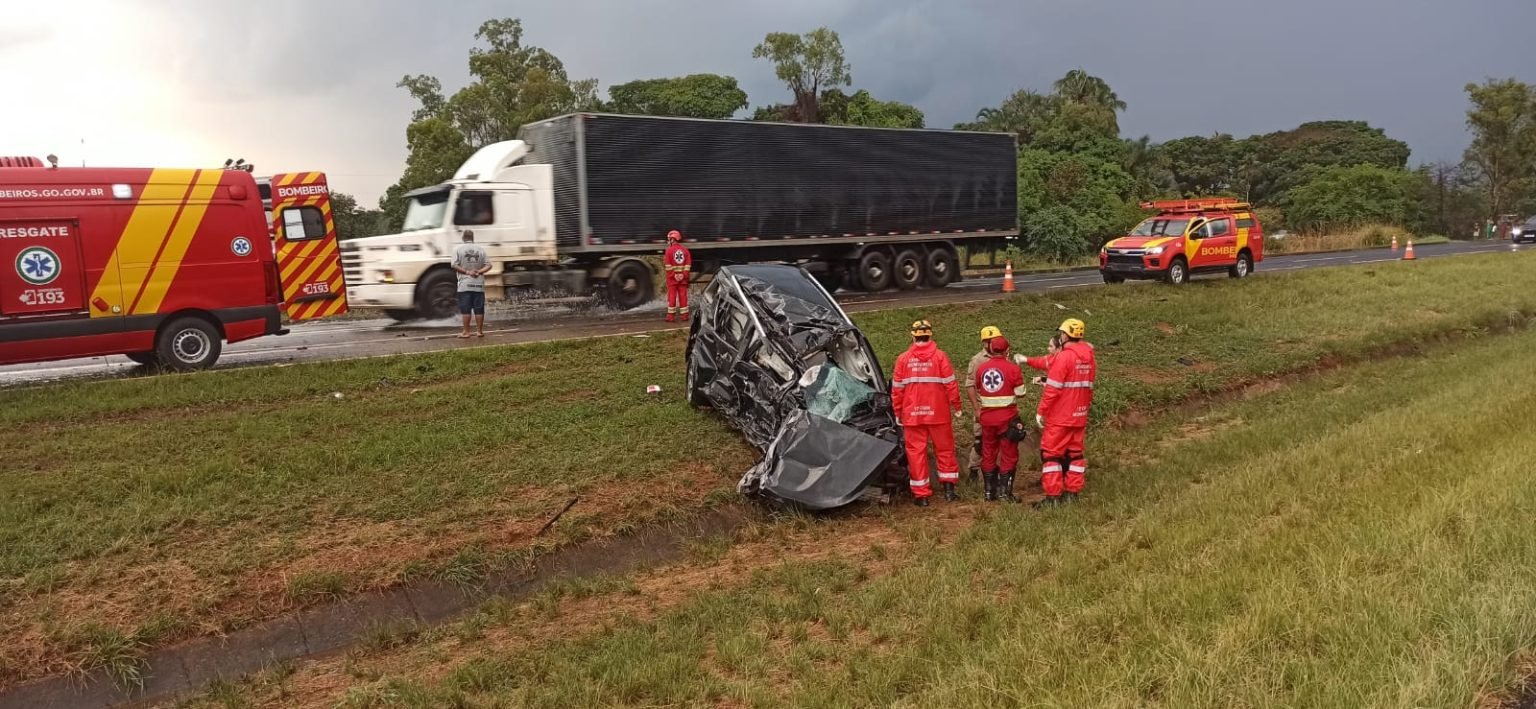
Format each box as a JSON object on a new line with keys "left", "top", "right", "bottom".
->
{"left": 1099, "top": 198, "right": 1266, "bottom": 285}
{"left": 0, "top": 159, "right": 348, "bottom": 371}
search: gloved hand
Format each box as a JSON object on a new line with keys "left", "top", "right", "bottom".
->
{"left": 1035, "top": 413, "right": 1045, "bottom": 429}
{"left": 954, "top": 410, "right": 964, "bottom": 420}
{"left": 1031, "top": 376, "right": 1046, "bottom": 386}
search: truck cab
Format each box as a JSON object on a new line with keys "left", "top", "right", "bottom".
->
{"left": 1100, "top": 199, "right": 1264, "bottom": 285}
{"left": 342, "top": 141, "right": 562, "bottom": 321}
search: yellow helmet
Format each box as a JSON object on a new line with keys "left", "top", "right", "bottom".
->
{"left": 980, "top": 325, "right": 1002, "bottom": 341}
{"left": 1059, "top": 318, "right": 1085, "bottom": 339}
{"left": 910, "top": 319, "right": 934, "bottom": 337}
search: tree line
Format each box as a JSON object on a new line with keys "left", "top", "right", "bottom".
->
{"left": 333, "top": 18, "right": 1536, "bottom": 262}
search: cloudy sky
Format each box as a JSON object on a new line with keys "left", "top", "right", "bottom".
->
{"left": 4, "top": 0, "right": 1531, "bottom": 207}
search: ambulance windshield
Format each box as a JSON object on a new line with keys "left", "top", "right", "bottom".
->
{"left": 402, "top": 191, "right": 450, "bottom": 232}
{"left": 1130, "top": 218, "right": 1190, "bottom": 237}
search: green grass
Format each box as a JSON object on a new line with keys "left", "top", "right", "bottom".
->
{"left": 291, "top": 326, "right": 1536, "bottom": 708}
{"left": 3, "top": 251, "right": 1536, "bottom": 687}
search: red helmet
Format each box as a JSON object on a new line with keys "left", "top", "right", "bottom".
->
{"left": 989, "top": 336, "right": 1010, "bottom": 354}
{"left": 667, "top": 230, "right": 682, "bottom": 241}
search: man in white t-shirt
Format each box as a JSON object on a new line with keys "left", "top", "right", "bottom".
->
{"left": 452, "top": 230, "right": 490, "bottom": 338}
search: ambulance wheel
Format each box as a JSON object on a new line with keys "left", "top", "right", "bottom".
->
{"left": 155, "top": 317, "right": 222, "bottom": 371}
{"left": 125, "top": 352, "right": 160, "bottom": 367}
{"left": 418, "top": 270, "right": 458, "bottom": 320}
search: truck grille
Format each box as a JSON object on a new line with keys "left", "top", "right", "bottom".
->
{"left": 341, "top": 244, "right": 363, "bottom": 284}
{"left": 1106, "top": 253, "right": 1145, "bottom": 268}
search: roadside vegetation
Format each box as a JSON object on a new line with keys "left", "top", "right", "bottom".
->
{"left": 3, "top": 252, "right": 1536, "bottom": 690}
{"left": 170, "top": 306, "right": 1536, "bottom": 708}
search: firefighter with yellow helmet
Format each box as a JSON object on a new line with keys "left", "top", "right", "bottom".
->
{"left": 890, "top": 319, "right": 963, "bottom": 506}
{"left": 1034, "top": 317, "right": 1096, "bottom": 507}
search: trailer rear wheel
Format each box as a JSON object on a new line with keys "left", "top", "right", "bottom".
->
{"left": 855, "top": 251, "right": 892, "bottom": 292}
{"left": 925, "top": 248, "right": 958, "bottom": 288}
{"left": 601, "top": 260, "right": 654, "bottom": 310}
{"left": 892, "top": 249, "right": 923, "bottom": 290}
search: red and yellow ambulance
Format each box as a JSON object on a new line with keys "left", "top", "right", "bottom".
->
{"left": 0, "top": 160, "right": 348, "bottom": 371}
{"left": 1099, "top": 198, "right": 1265, "bottom": 285}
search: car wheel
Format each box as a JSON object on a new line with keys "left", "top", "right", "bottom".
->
{"left": 602, "top": 260, "right": 654, "bottom": 310}
{"left": 417, "top": 270, "right": 458, "bottom": 320}
{"left": 856, "top": 251, "right": 893, "bottom": 292}
{"left": 155, "top": 317, "right": 222, "bottom": 371}
{"left": 1102, "top": 272, "right": 1125, "bottom": 285}
{"left": 1164, "top": 257, "right": 1189, "bottom": 285}
{"left": 125, "top": 352, "right": 160, "bottom": 367}
{"left": 892, "top": 249, "right": 923, "bottom": 290}
{"left": 384, "top": 309, "right": 418, "bottom": 322}
{"left": 1229, "top": 251, "right": 1252, "bottom": 279}
{"left": 924, "top": 247, "right": 958, "bottom": 288}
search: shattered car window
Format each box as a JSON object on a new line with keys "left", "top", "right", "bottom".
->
{"left": 685, "top": 265, "right": 903, "bottom": 510}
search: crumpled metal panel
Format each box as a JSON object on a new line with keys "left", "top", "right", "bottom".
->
{"left": 686, "top": 265, "right": 901, "bottom": 510}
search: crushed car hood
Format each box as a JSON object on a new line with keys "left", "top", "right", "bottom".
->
{"left": 686, "top": 266, "right": 901, "bottom": 510}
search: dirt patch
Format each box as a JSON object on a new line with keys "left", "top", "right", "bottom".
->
{"left": 181, "top": 502, "right": 981, "bottom": 709}
{"left": 1154, "top": 322, "right": 1179, "bottom": 336}
{"left": 1158, "top": 417, "right": 1246, "bottom": 449}
{"left": 1123, "top": 367, "right": 1182, "bottom": 385}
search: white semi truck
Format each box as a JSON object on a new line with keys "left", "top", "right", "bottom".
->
{"left": 343, "top": 113, "right": 1019, "bottom": 321}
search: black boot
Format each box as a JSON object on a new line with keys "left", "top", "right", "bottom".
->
{"left": 1000, "top": 473, "right": 1020, "bottom": 503}
{"left": 942, "top": 482, "right": 958, "bottom": 502}
{"left": 1032, "top": 495, "right": 1060, "bottom": 509}
{"left": 1063, "top": 492, "right": 1079, "bottom": 504}
{"left": 914, "top": 495, "right": 930, "bottom": 507}
{"left": 982, "top": 472, "right": 998, "bottom": 502}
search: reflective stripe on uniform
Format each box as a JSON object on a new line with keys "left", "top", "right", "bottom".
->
{"left": 1042, "top": 462, "right": 1063, "bottom": 472}
{"left": 909, "top": 478, "right": 931, "bottom": 488}
{"left": 978, "top": 395, "right": 1016, "bottom": 407}
{"left": 937, "top": 471, "right": 960, "bottom": 482}
{"left": 1044, "top": 379, "right": 1094, "bottom": 389}
{"left": 1068, "top": 464, "right": 1086, "bottom": 473}
{"left": 894, "top": 376, "right": 956, "bottom": 386}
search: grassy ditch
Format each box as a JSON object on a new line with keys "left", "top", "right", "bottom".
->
{"left": 171, "top": 318, "right": 1536, "bottom": 709}
{"left": 2, "top": 251, "right": 1535, "bottom": 689}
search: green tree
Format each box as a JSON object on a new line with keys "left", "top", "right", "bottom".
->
{"left": 604, "top": 74, "right": 748, "bottom": 119}
{"left": 1283, "top": 164, "right": 1422, "bottom": 233}
{"left": 752, "top": 27, "right": 851, "bottom": 123}
{"left": 1462, "top": 78, "right": 1536, "bottom": 219}
{"left": 330, "top": 192, "right": 388, "bottom": 240}
{"left": 381, "top": 18, "right": 597, "bottom": 226}
{"left": 1419, "top": 162, "right": 1487, "bottom": 238}
{"left": 820, "top": 89, "right": 924, "bottom": 128}
{"left": 1158, "top": 134, "right": 1244, "bottom": 197}
{"left": 1244, "top": 121, "right": 1411, "bottom": 204}
{"left": 955, "top": 89, "right": 1056, "bottom": 143}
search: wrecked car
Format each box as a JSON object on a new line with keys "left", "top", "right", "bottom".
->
{"left": 685, "top": 264, "right": 904, "bottom": 510}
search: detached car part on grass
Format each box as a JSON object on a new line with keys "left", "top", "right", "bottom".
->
{"left": 685, "top": 265, "right": 904, "bottom": 510}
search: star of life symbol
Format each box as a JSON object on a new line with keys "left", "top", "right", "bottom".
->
{"left": 231, "top": 236, "right": 253, "bottom": 257}
{"left": 17, "top": 246, "right": 60, "bottom": 285}
{"left": 982, "top": 368, "right": 1005, "bottom": 393}
{"left": 671, "top": 249, "right": 686, "bottom": 264}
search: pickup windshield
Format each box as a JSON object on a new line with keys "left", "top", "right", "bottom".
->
{"left": 1130, "top": 218, "right": 1191, "bottom": 237}
{"left": 402, "top": 190, "right": 450, "bottom": 232}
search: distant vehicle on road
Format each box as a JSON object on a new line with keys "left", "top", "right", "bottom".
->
{"left": 1100, "top": 198, "right": 1266, "bottom": 285}
{"left": 342, "top": 113, "right": 1019, "bottom": 321}
{"left": 0, "top": 160, "right": 349, "bottom": 371}
{"left": 1514, "top": 217, "right": 1536, "bottom": 244}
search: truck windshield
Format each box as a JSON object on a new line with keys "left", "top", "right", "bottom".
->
{"left": 1130, "top": 218, "right": 1191, "bottom": 237}
{"left": 402, "top": 191, "right": 450, "bottom": 232}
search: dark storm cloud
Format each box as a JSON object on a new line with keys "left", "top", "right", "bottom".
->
{"left": 122, "top": 0, "right": 1535, "bottom": 203}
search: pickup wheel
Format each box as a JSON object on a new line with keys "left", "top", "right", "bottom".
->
{"left": 855, "top": 251, "right": 893, "bottom": 292}
{"left": 1102, "top": 272, "right": 1125, "bottom": 285}
{"left": 925, "top": 248, "right": 958, "bottom": 288}
{"left": 155, "top": 317, "right": 222, "bottom": 371}
{"left": 417, "top": 270, "right": 459, "bottom": 320}
{"left": 1164, "top": 257, "right": 1189, "bottom": 285}
{"left": 1229, "top": 251, "right": 1253, "bottom": 279}
{"left": 601, "top": 260, "right": 654, "bottom": 310}
{"left": 892, "top": 249, "right": 924, "bottom": 290}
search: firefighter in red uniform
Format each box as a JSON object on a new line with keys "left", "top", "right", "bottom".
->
{"left": 663, "top": 229, "right": 692, "bottom": 322}
{"left": 891, "top": 320, "right": 964, "bottom": 506}
{"left": 1034, "top": 318, "right": 1096, "bottom": 507}
{"left": 973, "top": 336, "right": 1028, "bottom": 503}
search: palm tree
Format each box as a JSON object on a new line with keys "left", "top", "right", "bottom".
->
{"left": 1053, "top": 69, "right": 1127, "bottom": 113}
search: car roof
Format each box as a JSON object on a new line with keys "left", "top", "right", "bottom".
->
{"left": 719, "top": 264, "right": 835, "bottom": 306}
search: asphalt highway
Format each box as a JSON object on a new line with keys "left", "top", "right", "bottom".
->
{"left": 0, "top": 241, "right": 1512, "bottom": 387}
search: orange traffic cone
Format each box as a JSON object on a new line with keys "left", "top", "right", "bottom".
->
{"left": 1402, "top": 240, "right": 1416, "bottom": 261}
{"left": 1002, "top": 260, "right": 1016, "bottom": 293}
{"left": 1390, "top": 234, "right": 1399, "bottom": 252}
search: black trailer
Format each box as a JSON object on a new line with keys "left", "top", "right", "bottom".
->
{"left": 518, "top": 113, "right": 1017, "bottom": 294}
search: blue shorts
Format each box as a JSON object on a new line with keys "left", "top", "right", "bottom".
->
{"left": 457, "top": 291, "right": 485, "bottom": 315}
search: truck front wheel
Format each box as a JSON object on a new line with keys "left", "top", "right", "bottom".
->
{"left": 384, "top": 309, "right": 418, "bottom": 323}
{"left": 417, "top": 270, "right": 459, "bottom": 320}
